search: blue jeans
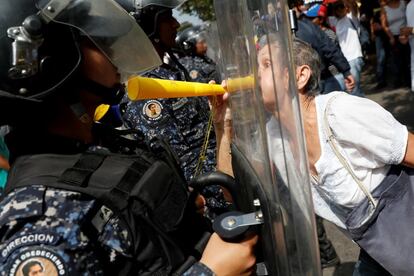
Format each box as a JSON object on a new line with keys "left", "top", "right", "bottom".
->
{"left": 353, "top": 249, "right": 391, "bottom": 276}
{"left": 333, "top": 73, "right": 346, "bottom": 91}
{"left": 349, "top": 57, "right": 365, "bottom": 97}
{"left": 320, "top": 75, "right": 342, "bottom": 94}
{"left": 389, "top": 36, "right": 411, "bottom": 87}
{"left": 375, "top": 36, "right": 386, "bottom": 83}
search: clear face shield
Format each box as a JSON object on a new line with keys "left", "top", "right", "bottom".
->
{"left": 35, "top": 0, "right": 162, "bottom": 81}
{"left": 214, "top": 0, "right": 320, "bottom": 274}
{"left": 203, "top": 24, "right": 221, "bottom": 62}
{"left": 190, "top": 31, "right": 208, "bottom": 54}
{"left": 137, "top": 0, "right": 187, "bottom": 9}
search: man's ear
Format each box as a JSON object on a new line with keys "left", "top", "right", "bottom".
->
{"left": 295, "top": 64, "right": 311, "bottom": 92}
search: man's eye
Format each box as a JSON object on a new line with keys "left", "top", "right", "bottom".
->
{"left": 262, "top": 60, "right": 271, "bottom": 69}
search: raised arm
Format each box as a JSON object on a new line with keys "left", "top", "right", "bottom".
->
{"left": 209, "top": 85, "right": 234, "bottom": 176}
{"left": 380, "top": 7, "right": 395, "bottom": 46}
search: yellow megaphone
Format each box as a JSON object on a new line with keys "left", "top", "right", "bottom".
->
{"left": 127, "top": 75, "right": 255, "bottom": 101}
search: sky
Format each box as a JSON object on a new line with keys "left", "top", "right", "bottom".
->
{"left": 173, "top": 9, "right": 204, "bottom": 25}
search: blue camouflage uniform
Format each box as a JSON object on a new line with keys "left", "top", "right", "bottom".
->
{"left": 178, "top": 55, "right": 220, "bottom": 84}
{"left": 123, "top": 63, "right": 227, "bottom": 214}
{"left": 0, "top": 185, "right": 213, "bottom": 276}
{"left": 183, "top": 262, "right": 214, "bottom": 276}
{"left": 0, "top": 131, "right": 214, "bottom": 275}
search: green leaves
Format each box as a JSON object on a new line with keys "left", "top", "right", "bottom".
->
{"left": 179, "top": 0, "right": 215, "bottom": 21}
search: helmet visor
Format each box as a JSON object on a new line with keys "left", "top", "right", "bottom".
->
{"left": 189, "top": 31, "right": 207, "bottom": 43}
{"left": 36, "top": 0, "right": 161, "bottom": 78}
{"left": 139, "top": 0, "right": 187, "bottom": 9}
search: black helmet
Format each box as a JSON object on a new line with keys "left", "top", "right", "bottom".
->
{"left": 116, "top": 0, "right": 187, "bottom": 38}
{"left": 175, "top": 25, "right": 207, "bottom": 55}
{"left": 0, "top": 0, "right": 160, "bottom": 125}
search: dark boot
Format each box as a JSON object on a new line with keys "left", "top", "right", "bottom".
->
{"left": 316, "top": 216, "right": 340, "bottom": 269}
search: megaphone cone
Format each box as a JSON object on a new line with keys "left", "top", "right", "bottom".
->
{"left": 127, "top": 76, "right": 255, "bottom": 101}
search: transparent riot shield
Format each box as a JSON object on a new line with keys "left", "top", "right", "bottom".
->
{"left": 213, "top": 0, "right": 320, "bottom": 275}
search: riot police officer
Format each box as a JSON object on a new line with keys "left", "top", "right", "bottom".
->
{"left": 0, "top": 0, "right": 257, "bottom": 275}
{"left": 118, "top": 0, "right": 227, "bottom": 215}
{"left": 176, "top": 25, "right": 221, "bottom": 84}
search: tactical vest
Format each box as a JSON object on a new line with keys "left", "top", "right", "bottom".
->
{"left": 0, "top": 147, "right": 211, "bottom": 275}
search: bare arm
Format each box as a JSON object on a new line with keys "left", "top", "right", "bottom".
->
{"left": 402, "top": 132, "right": 414, "bottom": 168}
{"left": 380, "top": 8, "right": 395, "bottom": 45}
{"left": 208, "top": 81, "right": 235, "bottom": 201}
{"left": 214, "top": 120, "right": 233, "bottom": 177}
{"left": 200, "top": 233, "right": 258, "bottom": 276}
{"left": 344, "top": 75, "right": 355, "bottom": 92}
{"left": 370, "top": 18, "right": 376, "bottom": 40}
{"left": 400, "top": 26, "right": 414, "bottom": 37}
{"left": 209, "top": 87, "right": 234, "bottom": 176}
{"left": 0, "top": 155, "right": 9, "bottom": 171}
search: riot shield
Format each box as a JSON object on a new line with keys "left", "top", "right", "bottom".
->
{"left": 213, "top": 0, "right": 320, "bottom": 275}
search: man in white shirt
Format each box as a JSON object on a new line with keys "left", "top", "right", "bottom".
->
{"left": 400, "top": 0, "right": 414, "bottom": 93}
{"left": 330, "top": 1, "right": 365, "bottom": 97}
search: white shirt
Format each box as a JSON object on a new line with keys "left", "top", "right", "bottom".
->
{"left": 408, "top": 1, "right": 414, "bottom": 28}
{"left": 266, "top": 118, "right": 313, "bottom": 226}
{"left": 407, "top": 0, "right": 414, "bottom": 43}
{"left": 384, "top": 0, "right": 407, "bottom": 35}
{"left": 330, "top": 15, "right": 363, "bottom": 61}
{"left": 311, "top": 92, "right": 408, "bottom": 228}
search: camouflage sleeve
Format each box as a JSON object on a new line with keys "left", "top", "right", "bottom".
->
{"left": 182, "top": 262, "right": 215, "bottom": 276}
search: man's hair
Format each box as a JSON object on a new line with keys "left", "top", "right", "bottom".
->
{"left": 287, "top": 0, "right": 304, "bottom": 9}
{"left": 292, "top": 38, "right": 321, "bottom": 97}
{"left": 258, "top": 33, "right": 288, "bottom": 68}
{"left": 148, "top": 103, "right": 156, "bottom": 109}
{"left": 22, "top": 260, "right": 44, "bottom": 276}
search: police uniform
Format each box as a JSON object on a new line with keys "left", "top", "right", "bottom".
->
{"left": 123, "top": 63, "right": 227, "bottom": 213}
{"left": 0, "top": 129, "right": 214, "bottom": 276}
{"left": 0, "top": 130, "right": 129, "bottom": 275}
{"left": 178, "top": 55, "right": 220, "bottom": 84}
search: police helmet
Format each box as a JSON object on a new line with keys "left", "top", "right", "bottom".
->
{"left": 116, "top": 0, "right": 187, "bottom": 38}
{"left": 175, "top": 25, "right": 207, "bottom": 55}
{"left": 0, "top": 0, "right": 160, "bottom": 125}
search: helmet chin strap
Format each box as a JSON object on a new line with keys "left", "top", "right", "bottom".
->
{"left": 78, "top": 76, "right": 126, "bottom": 106}
{"left": 166, "top": 50, "right": 191, "bottom": 81}
{"left": 70, "top": 76, "right": 126, "bottom": 125}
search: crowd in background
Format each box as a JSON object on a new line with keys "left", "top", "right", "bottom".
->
{"left": 302, "top": 0, "right": 413, "bottom": 93}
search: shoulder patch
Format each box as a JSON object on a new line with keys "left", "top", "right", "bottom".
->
{"left": 142, "top": 100, "right": 163, "bottom": 121}
{"left": 5, "top": 246, "right": 66, "bottom": 276}
{"left": 189, "top": 70, "right": 199, "bottom": 80}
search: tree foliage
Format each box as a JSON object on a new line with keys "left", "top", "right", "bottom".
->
{"left": 179, "top": 0, "right": 215, "bottom": 22}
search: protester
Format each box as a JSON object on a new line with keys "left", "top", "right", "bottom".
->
{"left": 381, "top": 0, "right": 411, "bottom": 88}
{"left": 329, "top": 0, "right": 365, "bottom": 97}
{"left": 371, "top": 0, "right": 389, "bottom": 89}
{"left": 0, "top": 0, "right": 257, "bottom": 275}
{"left": 290, "top": 0, "right": 356, "bottom": 94}
{"left": 304, "top": 3, "right": 346, "bottom": 91}
{"left": 213, "top": 35, "right": 414, "bottom": 275}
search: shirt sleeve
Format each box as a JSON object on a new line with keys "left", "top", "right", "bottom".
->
{"left": 182, "top": 262, "right": 215, "bottom": 276}
{"left": 407, "top": 2, "right": 414, "bottom": 27}
{"left": 327, "top": 93, "right": 408, "bottom": 166}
